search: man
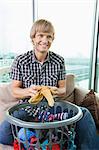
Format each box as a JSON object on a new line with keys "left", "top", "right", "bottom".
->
{"left": 0, "top": 19, "right": 98, "bottom": 149}
{"left": 10, "top": 19, "right": 66, "bottom": 101}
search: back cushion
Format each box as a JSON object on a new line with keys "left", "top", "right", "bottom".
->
{"left": 75, "top": 89, "right": 99, "bottom": 128}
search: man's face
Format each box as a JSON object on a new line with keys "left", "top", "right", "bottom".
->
{"left": 32, "top": 32, "right": 54, "bottom": 54}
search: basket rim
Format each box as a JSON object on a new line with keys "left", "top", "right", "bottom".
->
{"left": 6, "top": 101, "right": 83, "bottom": 129}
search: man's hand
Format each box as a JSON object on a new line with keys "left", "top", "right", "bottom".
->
{"left": 28, "top": 85, "right": 59, "bottom": 98}
{"left": 48, "top": 86, "right": 66, "bottom": 98}
{"left": 48, "top": 86, "right": 58, "bottom": 95}
{"left": 28, "top": 85, "right": 41, "bottom": 97}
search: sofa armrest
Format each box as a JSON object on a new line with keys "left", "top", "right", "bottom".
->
{"left": 74, "top": 86, "right": 99, "bottom": 105}
{"left": 0, "top": 83, "right": 18, "bottom": 123}
{"left": 74, "top": 86, "right": 89, "bottom": 105}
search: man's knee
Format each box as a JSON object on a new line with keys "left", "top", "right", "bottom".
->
{"left": 78, "top": 107, "right": 96, "bottom": 128}
{"left": 0, "top": 121, "right": 13, "bottom": 145}
{"left": 80, "top": 107, "right": 92, "bottom": 118}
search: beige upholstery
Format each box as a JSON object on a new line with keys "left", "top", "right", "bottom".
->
{"left": 0, "top": 83, "right": 18, "bottom": 122}
{"left": 0, "top": 144, "right": 13, "bottom": 150}
{"left": 65, "top": 74, "right": 75, "bottom": 103}
{"left": 74, "top": 86, "right": 99, "bottom": 104}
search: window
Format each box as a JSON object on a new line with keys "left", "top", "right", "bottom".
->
{"left": 95, "top": 5, "right": 98, "bottom": 92}
{"left": 0, "top": 0, "right": 98, "bottom": 92}
{"left": 0, "top": 0, "right": 33, "bottom": 82}
{"left": 36, "top": 0, "right": 97, "bottom": 90}
{"left": 96, "top": 50, "right": 99, "bottom": 92}
{"left": 95, "top": 30, "right": 99, "bottom": 92}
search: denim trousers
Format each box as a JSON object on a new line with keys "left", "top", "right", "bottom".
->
{"left": 0, "top": 107, "right": 99, "bottom": 149}
{"left": 75, "top": 107, "right": 99, "bottom": 150}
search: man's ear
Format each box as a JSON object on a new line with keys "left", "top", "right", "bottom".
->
{"left": 32, "top": 39, "right": 34, "bottom": 45}
{"left": 52, "top": 34, "right": 54, "bottom": 41}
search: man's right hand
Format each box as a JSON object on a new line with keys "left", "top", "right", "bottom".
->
{"left": 28, "top": 85, "right": 41, "bottom": 97}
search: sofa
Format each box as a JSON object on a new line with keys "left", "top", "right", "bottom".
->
{"left": 0, "top": 74, "right": 99, "bottom": 150}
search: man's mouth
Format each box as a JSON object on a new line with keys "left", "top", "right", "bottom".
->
{"left": 39, "top": 45, "right": 48, "bottom": 49}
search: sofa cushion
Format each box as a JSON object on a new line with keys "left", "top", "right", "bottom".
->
{"left": 75, "top": 89, "right": 99, "bottom": 128}
{"left": 0, "top": 83, "right": 18, "bottom": 122}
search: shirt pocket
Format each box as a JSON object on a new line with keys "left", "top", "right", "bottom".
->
{"left": 23, "top": 74, "right": 36, "bottom": 81}
{"left": 48, "top": 74, "right": 58, "bottom": 86}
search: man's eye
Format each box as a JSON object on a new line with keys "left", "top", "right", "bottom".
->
{"left": 39, "top": 34, "right": 43, "bottom": 37}
{"left": 47, "top": 35, "right": 52, "bottom": 39}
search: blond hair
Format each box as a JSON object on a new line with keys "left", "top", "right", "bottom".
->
{"left": 30, "top": 19, "right": 55, "bottom": 40}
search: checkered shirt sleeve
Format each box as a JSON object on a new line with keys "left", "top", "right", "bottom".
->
{"left": 10, "top": 56, "right": 22, "bottom": 81}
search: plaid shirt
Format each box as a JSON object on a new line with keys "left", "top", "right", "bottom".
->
{"left": 10, "top": 50, "right": 66, "bottom": 88}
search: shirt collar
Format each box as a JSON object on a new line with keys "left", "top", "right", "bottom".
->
{"left": 31, "top": 50, "right": 50, "bottom": 64}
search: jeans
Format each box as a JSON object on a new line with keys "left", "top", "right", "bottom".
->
{"left": 0, "top": 107, "right": 99, "bottom": 149}
{"left": 75, "top": 107, "right": 99, "bottom": 150}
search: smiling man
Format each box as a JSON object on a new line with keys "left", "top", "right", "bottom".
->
{"left": 10, "top": 19, "right": 66, "bottom": 100}
{"left": 0, "top": 19, "right": 98, "bottom": 149}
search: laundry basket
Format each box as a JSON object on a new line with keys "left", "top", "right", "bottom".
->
{"left": 6, "top": 100, "right": 83, "bottom": 150}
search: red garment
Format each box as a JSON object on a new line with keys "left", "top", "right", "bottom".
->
{"left": 13, "top": 139, "right": 60, "bottom": 150}
{"left": 46, "top": 143, "right": 60, "bottom": 150}
{"left": 13, "top": 139, "right": 24, "bottom": 150}
{"left": 30, "top": 136, "right": 37, "bottom": 144}
{"left": 13, "top": 140, "right": 19, "bottom": 150}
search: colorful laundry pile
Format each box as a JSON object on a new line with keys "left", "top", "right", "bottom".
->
{"left": 16, "top": 104, "right": 74, "bottom": 122}
{"left": 13, "top": 104, "right": 76, "bottom": 150}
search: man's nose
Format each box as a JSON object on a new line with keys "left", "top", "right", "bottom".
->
{"left": 42, "top": 36, "right": 48, "bottom": 42}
